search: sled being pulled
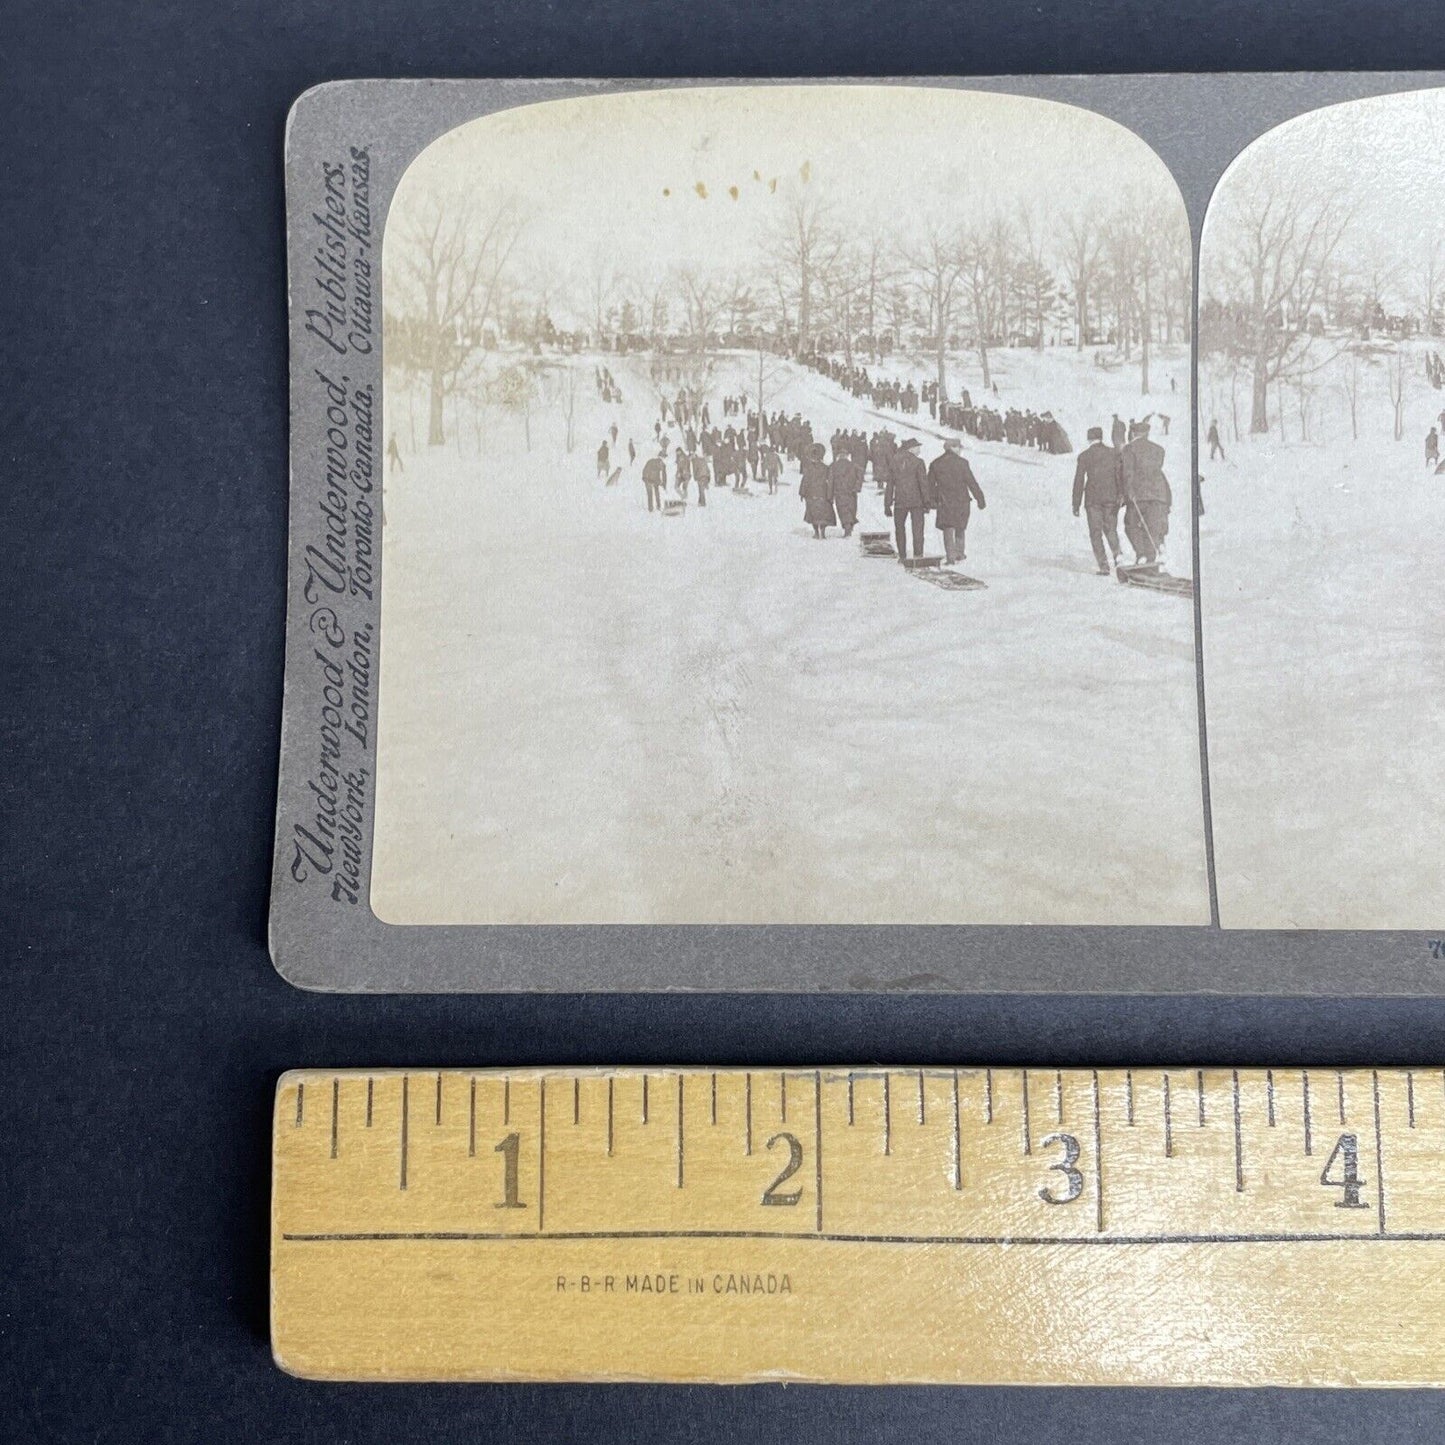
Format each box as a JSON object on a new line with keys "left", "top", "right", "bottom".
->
{"left": 662, "top": 499, "right": 686, "bottom": 517}
{"left": 903, "top": 556, "right": 988, "bottom": 591}
{"left": 1116, "top": 562, "right": 1192, "bottom": 598}
{"left": 859, "top": 530, "right": 898, "bottom": 558}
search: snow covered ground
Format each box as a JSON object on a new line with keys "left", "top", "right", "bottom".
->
{"left": 1201, "top": 342, "right": 1445, "bottom": 929}
{"left": 371, "top": 345, "right": 1208, "bottom": 925}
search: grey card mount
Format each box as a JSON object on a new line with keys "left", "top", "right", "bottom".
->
{"left": 272, "top": 75, "right": 1445, "bottom": 992}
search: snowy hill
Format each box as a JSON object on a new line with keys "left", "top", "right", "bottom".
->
{"left": 370, "top": 346, "right": 1208, "bottom": 926}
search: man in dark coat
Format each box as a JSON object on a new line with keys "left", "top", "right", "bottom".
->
{"left": 1111, "top": 414, "right": 1126, "bottom": 450}
{"left": 642, "top": 449, "right": 667, "bottom": 513}
{"left": 1071, "top": 426, "right": 1123, "bottom": 574}
{"left": 829, "top": 447, "right": 865, "bottom": 537}
{"left": 928, "top": 439, "right": 986, "bottom": 564}
{"left": 884, "top": 437, "right": 931, "bottom": 561}
{"left": 1119, "top": 419, "right": 1171, "bottom": 565}
{"left": 692, "top": 450, "right": 710, "bottom": 507}
{"left": 674, "top": 446, "right": 691, "bottom": 499}
{"left": 760, "top": 443, "right": 781, "bottom": 494}
{"left": 869, "top": 432, "right": 890, "bottom": 492}
{"left": 800, "top": 443, "right": 835, "bottom": 539}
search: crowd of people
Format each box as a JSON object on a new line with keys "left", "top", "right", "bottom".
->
{"left": 593, "top": 364, "right": 623, "bottom": 406}
{"left": 596, "top": 362, "right": 1177, "bottom": 576}
{"left": 798, "top": 350, "right": 1080, "bottom": 455}
{"left": 803, "top": 353, "right": 927, "bottom": 416}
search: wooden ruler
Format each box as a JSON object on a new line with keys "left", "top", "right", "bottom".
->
{"left": 272, "top": 1066, "right": 1445, "bottom": 1385}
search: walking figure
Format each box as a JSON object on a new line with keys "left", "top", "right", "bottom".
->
{"left": 829, "top": 446, "right": 864, "bottom": 538}
{"left": 642, "top": 450, "right": 667, "bottom": 514}
{"left": 1072, "top": 426, "right": 1123, "bottom": 574}
{"left": 800, "top": 443, "right": 835, "bottom": 540}
{"left": 929, "top": 439, "right": 985, "bottom": 564}
{"left": 1120, "top": 419, "right": 1171, "bottom": 566}
{"left": 884, "top": 437, "right": 930, "bottom": 561}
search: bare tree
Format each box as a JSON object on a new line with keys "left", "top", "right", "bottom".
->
{"left": 764, "top": 265, "right": 793, "bottom": 347}
{"left": 1203, "top": 158, "right": 1353, "bottom": 433}
{"left": 766, "top": 180, "right": 840, "bottom": 355}
{"left": 621, "top": 270, "right": 671, "bottom": 347}
{"left": 392, "top": 187, "right": 526, "bottom": 445}
{"left": 1058, "top": 210, "right": 1104, "bottom": 350}
{"left": 958, "top": 219, "right": 1006, "bottom": 391}
{"left": 484, "top": 362, "right": 537, "bottom": 452}
{"left": 586, "top": 251, "right": 620, "bottom": 346}
{"left": 1101, "top": 214, "right": 1139, "bottom": 363}
{"left": 1336, "top": 345, "right": 1364, "bottom": 441}
{"left": 859, "top": 231, "right": 898, "bottom": 361}
{"left": 820, "top": 246, "right": 864, "bottom": 366}
{"left": 1387, "top": 342, "right": 1407, "bottom": 440}
{"left": 984, "top": 215, "right": 1017, "bottom": 346}
{"left": 724, "top": 274, "right": 759, "bottom": 340}
{"left": 676, "top": 267, "right": 726, "bottom": 351}
{"left": 1423, "top": 236, "right": 1445, "bottom": 336}
{"left": 1013, "top": 205, "right": 1055, "bottom": 348}
{"left": 1349, "top": 256, "right": 1401, "bottom": 336}
{"left": 904, "top": 222, "right": 965, "bottom": 400}
{"left": 884, "top": 281, "right": 912, "bottom": 355}
{"left": 1116, "top": 190, "right": 1173, "bottom": 395}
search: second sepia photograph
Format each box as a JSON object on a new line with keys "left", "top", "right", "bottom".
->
{"left": 1200, "top": 87, "right": 1445, "bottom": 930}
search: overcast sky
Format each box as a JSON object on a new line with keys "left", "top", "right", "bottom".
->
{"left": 390, "top": 85, "right": 1186, "bottom": 326}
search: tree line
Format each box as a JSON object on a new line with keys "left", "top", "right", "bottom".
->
{"left": 386, "top": 177, "right": 1191, "bottom": 446}
{"left": 1202, "top": 152, "right": 1445, "bottom": 439}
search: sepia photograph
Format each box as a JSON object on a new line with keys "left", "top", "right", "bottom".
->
{"left": 1199, "top": 88, "right": 1445, "bottom": 929}
{"left": 369, "top": 84, "right": 1207, "bottom": 925}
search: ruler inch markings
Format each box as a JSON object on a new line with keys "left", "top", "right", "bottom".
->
{"left": 814, "top": 1069, "right": 824, "bottom": 1233}
{"left": 952, "top": 1069, "right": 963, "bottom": 1191}
{"left": 1091, "top": 1069, "right": 1104, "bottom": 1233}
{"left": 399, "top": 1075, "right": 409, "bottom": 1191}
{"left": 1232, "top": 1070, "right": 1244, "bottom": 1192}
{"left": 272, "top": 1068, "right": 1445, "bottom": 1387}
{"left": 1373, "top": 1069, "right": 1387, "bottom": 1236}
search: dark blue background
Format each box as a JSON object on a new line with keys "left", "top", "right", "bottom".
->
{"left": 4, "top": 2, "right": 1443, "bottom": 1439}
